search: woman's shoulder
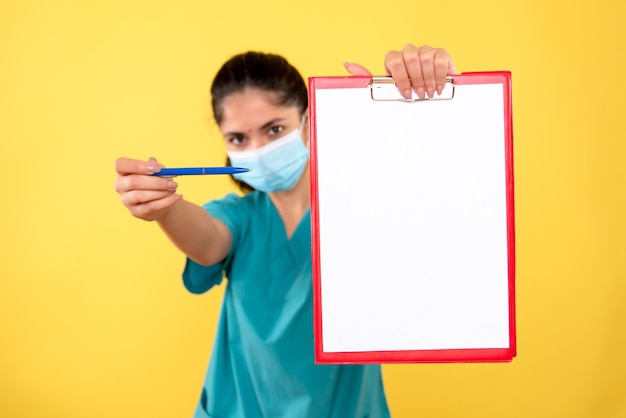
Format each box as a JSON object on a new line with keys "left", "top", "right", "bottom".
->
{"left": 204, "top": 190, "right": 269, "bottom": 213}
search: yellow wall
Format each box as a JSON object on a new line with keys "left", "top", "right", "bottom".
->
{"left": 1, "top": 0, "right": 624, "bottom": 417}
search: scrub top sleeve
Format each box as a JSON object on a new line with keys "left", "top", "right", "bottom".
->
{"left": 182, "top": 259, "right": 224, "bottom": 294}
{"left": 182, "top": 193, "right": 244, "bottom": 294}
{"left": 202, "top": 193, "right": 243, "bottom": 253}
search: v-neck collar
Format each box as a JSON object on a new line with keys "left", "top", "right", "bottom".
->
{"left": 265, "top": 193, "right": 311, "bottom": 243}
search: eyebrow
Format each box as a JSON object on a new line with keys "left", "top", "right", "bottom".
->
{"left": 223, "top": 117, "right": 287, "bottom": 138}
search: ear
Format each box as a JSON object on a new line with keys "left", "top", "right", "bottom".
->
{"left": 301, "top": 108, "right": 309, "bottom": 128}
{"left": 301, "top": 108, "right": 310, "bottom": 143}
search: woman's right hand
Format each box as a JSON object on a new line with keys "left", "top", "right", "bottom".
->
{"left": 344, "top": 44, "right": 456, "bottom": 100}
{"left": 114, "top": 157, "right": 182, "bottom": 221}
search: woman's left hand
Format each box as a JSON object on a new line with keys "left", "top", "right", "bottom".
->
{"left": 344, "top": 44, "right": 456, "bottom": 100}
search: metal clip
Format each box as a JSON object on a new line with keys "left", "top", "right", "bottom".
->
{"left": 369, "top": 76, "right": 455, "bottom": 101}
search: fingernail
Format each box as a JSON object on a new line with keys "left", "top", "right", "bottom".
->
{"left": 146, "top": 164, "right": 159, "bottom": 173}
{"left": 416, "top": 87, "right": 425, "bottom": 100}
{"left": 404, "top": 89, "right": 412, "bottom": 99}
{"left": 427, "top": 87, "right": 435, "bottom": 98}
{"left": 167, "top": 180, "right": 178, "bottom": 190}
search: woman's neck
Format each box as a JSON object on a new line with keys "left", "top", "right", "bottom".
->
{"left": 268, "top": 162, "right": 311, "bottom": 239}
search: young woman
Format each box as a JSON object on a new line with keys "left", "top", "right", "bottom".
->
{"left": 115, "top": 44, "right": 456, "bottom": 418}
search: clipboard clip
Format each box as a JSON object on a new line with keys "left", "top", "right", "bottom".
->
{"left": 369, "top": 76, "right": 455, "bottom": 101}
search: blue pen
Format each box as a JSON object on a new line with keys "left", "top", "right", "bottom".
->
{"left": 152, "top": 167, "right": 249, "bottom": 176}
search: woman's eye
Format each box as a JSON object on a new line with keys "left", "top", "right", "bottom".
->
{"left": 229, "top": 136, "right": 246, "bottom": 145}
{"left": 269, "top": 126, "right": 284, "bottom": 136}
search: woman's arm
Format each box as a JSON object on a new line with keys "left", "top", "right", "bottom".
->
{"left": 114, "top": 157, "right": 232, "bottom": 266}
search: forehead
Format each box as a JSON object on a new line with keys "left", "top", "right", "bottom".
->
{"left": 218, "top": 89, "right": 300, "bottom": 132}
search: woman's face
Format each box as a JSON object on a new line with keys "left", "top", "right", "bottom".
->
{"left": 218, "top": 88, "right": 306, "bottom": 152}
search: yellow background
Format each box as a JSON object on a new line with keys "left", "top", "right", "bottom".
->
{"left": 1, "top": 0, "right": 624, "bottom": 417}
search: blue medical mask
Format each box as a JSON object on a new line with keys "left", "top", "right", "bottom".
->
{"left": 226, "top": 126, "right": 309, "bottom": 193}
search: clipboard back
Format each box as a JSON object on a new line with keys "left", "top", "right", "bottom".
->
{"left": 309, "top": 72, "right": 515, "bottom": 364}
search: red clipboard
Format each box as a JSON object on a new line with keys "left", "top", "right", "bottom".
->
{"left": 309, "top": 72, "right": 516, "bottom": 364}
